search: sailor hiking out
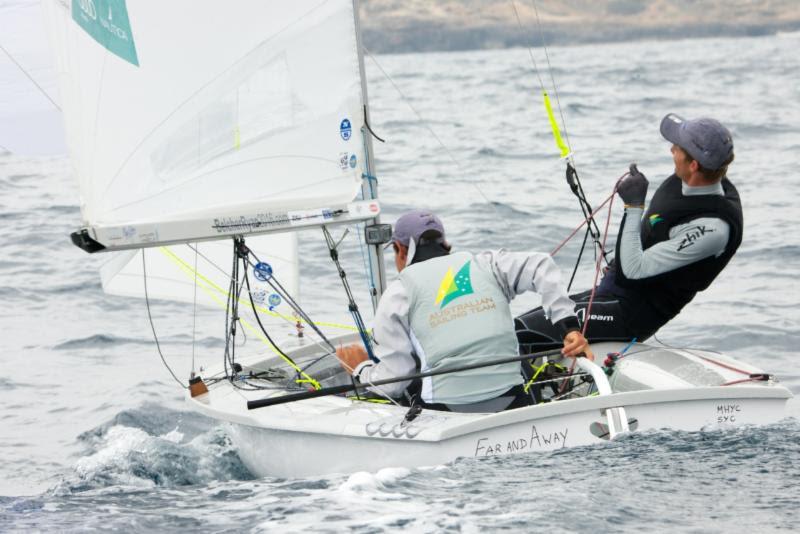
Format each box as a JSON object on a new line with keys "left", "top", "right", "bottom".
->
{"left": 336, "top": 210, "right": 591, "bottom": 412}
{"left": 516, "top": 113, "right": 742, "bottom": 351}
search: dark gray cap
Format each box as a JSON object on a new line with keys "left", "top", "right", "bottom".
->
{"left": 660, "top": 113, "right": 734, "bottom": 170}
{"left": 390, "top": 210, "right": 446, "bottom": 247}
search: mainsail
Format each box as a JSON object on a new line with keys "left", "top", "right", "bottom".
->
{"left": 43, "top": 0, "right": 379, "bottom": 252}
{"left": 43, "top": 0, "right": 387, "bottom": 312}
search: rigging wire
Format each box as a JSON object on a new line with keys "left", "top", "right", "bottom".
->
{"left": 238, "top": 249, "right": 337, "bottom": 353}
{"left": 322, "top": 227, "right": 376, "bottom": 361}
{"left": 222, "top": 244, "right": 244, "bottom": 381}
{"left": 0, "top": 43, "right": 61, "bottom": 112}
{"left": 566, "top": 228, "right": 591, "bottom": 292}
{"left": 530, "top": 0, "right": 573, "bottom": 155}
{"left": 510, "top": 0, "right": 610, "bottom": 266}
{"left": 179, "top": 243, "right": 355, "bottom": 333}
{"left": 234, "top": 238, "right": 404, "bottom": 407}
{"left": 229, "top": 237, "right": 322, "bottom": 391}
{"left": 581, "top": 177, "right": 621, "bottom": 336}
{"left": 141, "top": 249, "right": 187, "bottom": 389}
{"left": 191, "top": 243, "right": 198, "bottom": 377}
{"left": 555, "top": 175, "right": 624, "bottom": 394}
{"left": 510, "top": 1, "right": 546, "bottom": 90}
{"left": 356, "top": 221, "right": 377, "bottom": 296}
{"left": 549, "top": 186, "right": 619, "bottom": 257}
{"left": 363, "top": 48, "right": 513, "bottom": 233}
{"left": 162, "top": 244, "right": 351, "bottom": 375}
{"left": 649, "top": 335, "right": 766, "bottom": 380}
{"left": 242, "top": 265, "right": 321, "bottom": 391}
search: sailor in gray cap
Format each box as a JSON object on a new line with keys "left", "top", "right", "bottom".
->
{"left": 516, "top": 113, "right": 743, "bottom": 349}
{"left": 659, "top": 113, "right": 734, "bottom": 176}
{"left": 336, "top": 209, "right": 591, "bottom": 412}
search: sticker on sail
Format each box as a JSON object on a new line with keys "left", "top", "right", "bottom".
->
{"left": 105, "top": 224, "right": 158, "bottom": 244}
{"left": 288, "top": 208, "right": 335, "bottom": 225}
{"left": 347, "top": 200, "right": 381, "bottom": 218}
{"left": 253, "top": 262, "right": 273, "bottom": 282}
{"left": 252, "top": 289, "right": 267, "bottom": 305}
{"left": 349, "top": 154, "right": 357, "bottom": 168}
{"left": 340, "top": 118, "right": 352, "bottom": 141}
{"left": 339, "top": 152, "right": 350, "bottom": 171}
{"left": 268, "top": 293, "right": 282, "bottom": 310}
{"left": 71, "top": 0, "right": 140, "bottom": 67}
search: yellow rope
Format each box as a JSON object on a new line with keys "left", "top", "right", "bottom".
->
{"left": 523, "top": 360, "right": 567, "bottom": 394}
{"left": 159, "top": 246, "right": 359, "bottom": 331}
{"left": 158, "top": 246, "right": 321, "bottom": 390}
{"left": 347, "top": 396, "right": 392, "bottom": 404}
{"left": 523, "top": 359, "right": 549, "bottom": 394}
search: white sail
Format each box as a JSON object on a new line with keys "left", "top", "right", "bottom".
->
{"left": 43, "top": 0, "right": 375, "bottom": 249}
{"left": 101, "top": 234, "right": 299, "bottom": 312}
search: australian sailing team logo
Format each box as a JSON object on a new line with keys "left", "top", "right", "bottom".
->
{"left": 429, "top": 261, "right": 496, "bottom": 328}
{"left": 435, "top": 261, "right": 474, "bottom": 309}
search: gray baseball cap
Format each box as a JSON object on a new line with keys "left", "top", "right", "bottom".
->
{"left": 390, "top": 210, "right": 446, "bottom": 247}
{"left": 660, "top": 113, "right": 734, "bottom": 170}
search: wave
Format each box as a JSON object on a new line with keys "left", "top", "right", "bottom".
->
{"left": 475, "top": 147, "right": 537, "bottom": 160}
{"left": 54, "top": 405, "right": 253, "bottom": 494}
{"left": 52, "top": 335, "right": 154, "bottom": 350}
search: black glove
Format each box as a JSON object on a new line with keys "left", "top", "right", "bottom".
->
{"left": 617, "top": 163, "right": 648, "bottom": 207}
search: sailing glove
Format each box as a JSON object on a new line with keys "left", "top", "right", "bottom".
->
{"left": 617, "top": 163, "right": 648, "bottom": 207}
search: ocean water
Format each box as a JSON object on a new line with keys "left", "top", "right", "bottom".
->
{"left": 2, "top": 30, "right": 800, "bottom": 532}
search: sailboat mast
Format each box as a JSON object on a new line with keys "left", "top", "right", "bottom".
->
{"left": 352, "top": 0, "right": 387, "bottom": 310}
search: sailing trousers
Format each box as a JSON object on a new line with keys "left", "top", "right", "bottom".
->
{"left": 514, "top": 289, "right": 656, "bottom": 354}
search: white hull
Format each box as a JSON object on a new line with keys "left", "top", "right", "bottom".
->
{"left": 186, "top": 338, "right": 792, "bottom": 478}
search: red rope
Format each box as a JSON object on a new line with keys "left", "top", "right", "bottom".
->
{"left": 549, "top": 171, "right": 630, "bottom": 257}
{"left": 722, "top": 377, "right": 761, "bottom": 386}
{"left": 549, "top": 191, "right": 615, "bottom": 257}
{"left": 693, "top": 353, "right": 754, "bottom": 376}
{"left": 579, "top": 174, "right": 627, "bottom": 335}
{"left": 555, "top": 173, "right": 627, "bottom": 392}
{"left": 581, "top": 192, "right": 617, "bottom": 335}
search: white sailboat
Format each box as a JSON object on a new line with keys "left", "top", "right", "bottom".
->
{"left": 44, "top": 0, "right": 791, "bottom": 478}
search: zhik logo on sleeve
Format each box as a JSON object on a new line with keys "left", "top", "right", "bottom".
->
{"left": 677, "top": 225, "right": 714, "bottom": 251}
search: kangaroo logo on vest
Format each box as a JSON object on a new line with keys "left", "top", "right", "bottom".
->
{"left": 429, "top": 261, "right": 496, "bottom": 328}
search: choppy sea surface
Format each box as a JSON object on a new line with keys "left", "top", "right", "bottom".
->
{"left": 2, "top": 29, "right": 800, "bottom": 532}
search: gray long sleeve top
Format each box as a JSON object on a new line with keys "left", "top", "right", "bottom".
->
{"left": 618, "top": 181, "right": 730, "bottom": 279}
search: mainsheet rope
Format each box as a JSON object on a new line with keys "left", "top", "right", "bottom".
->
{"left": 551, "top": 173, "right": 625, "bottom": 392}
{"left": 548, "top": 172, "right": 627, "bottom": 334}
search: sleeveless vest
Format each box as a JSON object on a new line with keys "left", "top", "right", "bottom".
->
{"left": 614, "top": 174, "right": 743, "bottom": 323}
{"left": 399, "top": 251, "right": 521, "bottom": 405}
